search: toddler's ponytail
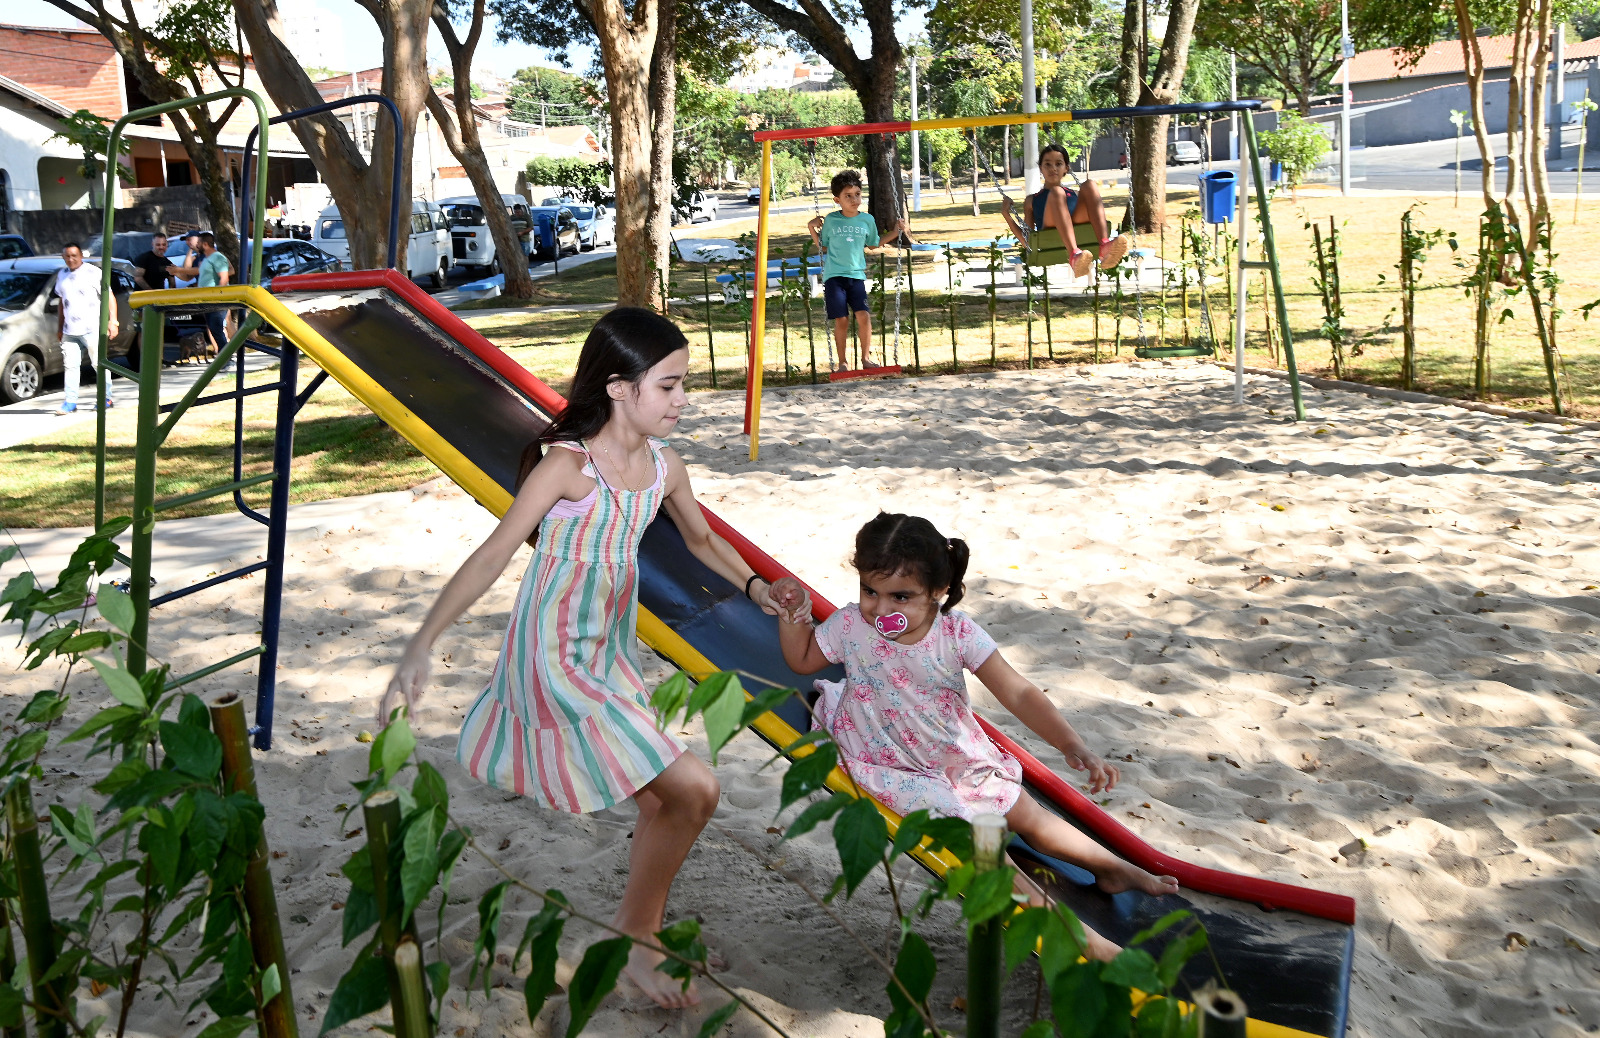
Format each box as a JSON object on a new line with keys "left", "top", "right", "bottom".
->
{"left": 943, "top": 537, "right": 970, "bottom": 613}
{"left": 851, "top": 512, "right": 971, "bottom": 613}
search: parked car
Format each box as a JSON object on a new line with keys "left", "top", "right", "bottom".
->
{"left": 527, "top": 206, "right": 582, "bottom": 260}
{"left": 1167, "top": 140, "right": 1204, "bottom": 165}
{"left": 161, "top": 240, "right": 340, "bottom": 348}
{"left": 568, "top": 204, "right": 615, "bottom": 250}
{"left": 0, "top": 257, "right": 137, "bottom": 404}
{"left": 540, "top": 195, "right": 578, "bottom": 207}
{"left": 675, "top": 192, "right": 719, "bottom": 224}
{"left": 0, "top": 235, "right": 34, "bottom": 260}
{"left": 312, "top": 200, "right": 452, "bottom": 288}
{"left": 439, "top": 194, "right": 535, "bottom": 275}
{"left": 746, "top": 184, "right": 764, "bottom": 205}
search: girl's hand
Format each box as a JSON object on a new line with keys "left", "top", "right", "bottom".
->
{"left": 767, "top": 576, "right": 812, "bottom": 625}
{"left": 1000, "top": 195, "right": 1013, "bottom": 217}
{"left": 378, "top": 641, "right": 431, "bottom": 727}
{"left": 1063, "top": 745, "right": 1119, "bottom": 794}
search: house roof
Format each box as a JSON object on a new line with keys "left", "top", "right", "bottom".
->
{"left": 1346, "top": 34, "right": 1600, "bottom": 84}
{"left": 545, "top": 125, "right": 600, "bottom": 152}
{"left": 311, "top": 67, "right": 387, "bottom": 100}
{"left": 0, "top": 72, "right": 74, "bottom": 118}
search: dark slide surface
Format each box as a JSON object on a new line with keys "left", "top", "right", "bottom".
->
{"left": 274, "top": 271, "right": 1353, "bottom": 1036}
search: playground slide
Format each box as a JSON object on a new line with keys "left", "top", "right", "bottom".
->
{"left": 144, "top": 270, "right": 1353, "bottom": 1036}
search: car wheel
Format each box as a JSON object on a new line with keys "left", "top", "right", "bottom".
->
{"left": 2, "top": 351, "right": 43, "bottom": 404}
{"left": 489, "top": 254, "right": 503, "bottom": 277}
{"left": 430, "top": 262, "right": 447, "bottom": 291}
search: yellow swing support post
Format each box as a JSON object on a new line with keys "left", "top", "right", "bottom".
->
{"left": 748, "top": 140, "right": 773, "bottom": 461}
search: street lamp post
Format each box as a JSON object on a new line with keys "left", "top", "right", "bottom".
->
{"left": 910, "top": 50, "right": 922, "bottom": 212}
{"left": 1339, "top": 0, "right": 1352, "bottom": 195}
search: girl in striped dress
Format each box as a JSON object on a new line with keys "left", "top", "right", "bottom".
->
{"left": 379, "top": 308, "right": 778, "bottom": 1009}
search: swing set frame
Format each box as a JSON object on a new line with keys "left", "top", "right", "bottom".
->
{"left": 741, "top": 99, "right": 1305, "bottom": 460}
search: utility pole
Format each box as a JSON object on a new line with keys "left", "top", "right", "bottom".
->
{"left": 1021, "top": 0, "right": 1038, "bottom": 192}
{"left": 1339, "top": 0, "right": 1352, "bottom": 195}
{"left": 910, "top": 49, "right": 922, "bottom": 212}
{"left": 1229, "top": 51, "right": 1238, "bottom": 161}
{"left": 1550, "top": 24, "right": 1566, "bottom": 161}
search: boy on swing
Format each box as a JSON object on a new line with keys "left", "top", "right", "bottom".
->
{"left": 807, "top": 169, "right": 907, "bottom": 370}
{"left": 1000, "top": 144, "right": 1129, "bottom": 279}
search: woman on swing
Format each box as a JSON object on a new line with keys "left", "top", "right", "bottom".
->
{"left": 1000, "top": 144, "right": 1129, "bottom": 279}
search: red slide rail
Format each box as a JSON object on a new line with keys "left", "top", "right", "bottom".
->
{"left": 272, "top": 269, "right": 1355, "bottom": 926}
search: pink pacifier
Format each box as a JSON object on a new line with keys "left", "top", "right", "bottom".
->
{"left": 874, "top": 612, "right": 909, "bottom": 638}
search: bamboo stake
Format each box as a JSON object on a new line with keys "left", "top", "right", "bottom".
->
{"left": 947, "top": 246, "right": 959, "bottom": 372}
{"left": 965, "top": 814, "right": 1005, "bottom": 1038}
{"left": 391, "top": 940, "right": 432, "bottom": 1038}
{"left": 987, "top": 242, "right": 998, "bottom": 365}
{"left": 1025, "top": 262, "right": 1034, "bottom": 370}
{"left": 7, "top": 782, "right": 66, "bottom": 1038}
{"left": 905, "top": 246, "right": 920, "bottom": 373}
{"left": 1400, "top": 210, "right": 1416, "bottom": 391}
{"left": 212, "top": 693, "right": 298, "bottom": 1038}
{"left": 1181, "top": 219, "right": 1191, "bottom": 346}
{"left": 1195, "top": 985, "right": 1249, "bottom": 1038}
{"left": 1093, "top": 275, "right": 1101, "bottom": 362}
{"left": 1041, "top": 264, "right": 1052, "bottom": 359}
{"left": 802, "top": 242, "right": 817, "bottom": 384}
{"left": 364, "top": 791, "right": 421, "bottom": 1034}
{"left": 0, "top": 900, "right": 23, "bottom": 1038}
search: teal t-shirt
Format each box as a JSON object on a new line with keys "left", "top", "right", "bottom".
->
{"left": 198, "top": 251, "right": 230, "bottom": 288}
{"left": 818, "top": 211, "right": 879, "bottom": 282}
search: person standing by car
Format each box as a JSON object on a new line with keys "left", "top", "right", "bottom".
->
{"left": 132, "top": 232, "right": 196, "bottom": 291}
{"left": 196, "top": 232, "right": 233, "bottom": 351}
{"left": 54, "top": 242, "right": 118, "bottom": 414}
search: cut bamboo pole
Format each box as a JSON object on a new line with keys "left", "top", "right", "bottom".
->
{"left": 965, "top": 813, "right": 1005, "bottom": 1038}
{"left": 363, "top": 791, "right": 420, "bottom": 1033}
{"left": 1195, "top": 984, "right": 1249, "bottom": 1038}
{"left": 212, "top": 693, "right": 299, "bottom": 1038}
{"left": 0, "top": 899, "right": 23, "bottom": 1038}
{"left": 7, "top": 781, "right": 66, "bottom": 1038}
{"left": 391, "top": 939, "right": 432, "bottom": 1038}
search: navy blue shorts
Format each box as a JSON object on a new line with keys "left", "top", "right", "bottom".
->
{"left": 824, "top": 276, "right": 869, "bottom": 320}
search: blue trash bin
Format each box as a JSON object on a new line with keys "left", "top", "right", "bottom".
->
{"left": 1198, "top": 170, "right": 1237, "bottom": 224}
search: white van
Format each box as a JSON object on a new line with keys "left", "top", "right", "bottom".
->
{"left": 438, "top": 194, "right": 535, "bottom": 276}
{"left": 312, "top": 199, "right": 453, "bottom": 289}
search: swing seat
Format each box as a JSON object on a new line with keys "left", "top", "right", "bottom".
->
{"left": 1134, "top": 344, "right": 1216, "bottom": 360}
{"left": 1023, "top": 224, "right": 1099, "bottom": 268}
{"left": 828, "top": 364, "right": 903, "bottom": 383}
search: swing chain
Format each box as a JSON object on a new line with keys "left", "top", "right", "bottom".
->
{"left": 1118, "top": 122, "right": 1149, "bottom": 351}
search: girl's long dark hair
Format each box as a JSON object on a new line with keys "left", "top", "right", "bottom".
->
{"left": 514, "top": 307, "right": 689, "bottom": 543}
{"left": 851, "top": 512, "right": 970, "bottom": 613}
{"left": 1038, "top": 143, "right": 1070, "bottom": 167}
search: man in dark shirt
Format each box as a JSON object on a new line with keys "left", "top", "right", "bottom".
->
{"left": 132, "top": 232, "right": 196, "bottom": 291}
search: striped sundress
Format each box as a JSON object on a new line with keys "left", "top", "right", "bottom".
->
{"left": 455, "top": 439, "right": 685, "bottom": 813}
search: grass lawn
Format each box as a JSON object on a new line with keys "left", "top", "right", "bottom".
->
{"left": 7, "top": 184, "right": 1595, "bottom": 529}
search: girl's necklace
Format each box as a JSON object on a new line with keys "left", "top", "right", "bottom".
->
{"left": 596, "top": 438, "right": 643, "bottom": 492}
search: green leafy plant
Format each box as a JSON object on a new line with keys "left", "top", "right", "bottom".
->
{"left": 1, "top": 524, "right": 290, "bottom": 1038}
{"left": 525, "top": 157, "right": 612, "bottom": 205}
{"left": 1259, "top": 113, "right": 1330, "bottom": 200}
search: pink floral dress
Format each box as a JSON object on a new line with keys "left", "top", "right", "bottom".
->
{"left": 812, "top": 605, "right": 1023, "bottom": 820}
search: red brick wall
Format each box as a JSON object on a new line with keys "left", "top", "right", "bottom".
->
{"left": 0, "top": 25, "right": 124, "bottom": 118}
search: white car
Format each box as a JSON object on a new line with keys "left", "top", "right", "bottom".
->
{"left": 313, "top": 200, "right": 452, "bottom": 288}
{"left": 1167, "top": 140, "right": 1204, "bottom": 165}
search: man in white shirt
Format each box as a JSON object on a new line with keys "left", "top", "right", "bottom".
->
{"left": 54, "top": 242, "right": 119, "bottom": 414}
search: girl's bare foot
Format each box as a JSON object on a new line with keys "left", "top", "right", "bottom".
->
{"left": 621, "top": 942, "right": 700, "bottom": 1009}
{"left": 1083, "top": 927, "right": 1123, "bottom": 962}
{"left": 1095, "top": 859, "right": 1179, "bottom": 898}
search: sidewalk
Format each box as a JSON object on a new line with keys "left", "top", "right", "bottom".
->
{"left": 0, "top": 350, "right": 280, "bottom": 451}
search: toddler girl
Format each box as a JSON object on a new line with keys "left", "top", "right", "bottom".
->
{"left": 770, "top": 513, "right": 1177, "bottom": 958}
{"left": 380, "top": 308, "right": 778, "bottom": 1007}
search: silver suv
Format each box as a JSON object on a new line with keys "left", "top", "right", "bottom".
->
{"left": 0, "top": 258, "right": 137, "bottom": 404}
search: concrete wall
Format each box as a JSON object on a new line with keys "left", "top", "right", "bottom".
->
{"left": 1353, "top": 66, "right": 1591, "bottom": 148}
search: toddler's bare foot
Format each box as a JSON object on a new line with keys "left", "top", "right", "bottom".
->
{"left": 1095, "top": 860, "right": 1180, "bottom": 898}
{"left": 621, "top": 942, "right": 700, "bottom": 1009}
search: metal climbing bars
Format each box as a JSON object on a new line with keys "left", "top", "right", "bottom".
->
{"left": 741, "top": 99, "right": 1303, "bottom": 461}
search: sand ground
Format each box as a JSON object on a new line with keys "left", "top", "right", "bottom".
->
{"left": 4, "top": 363, "right": 1598, "bottom": 1038}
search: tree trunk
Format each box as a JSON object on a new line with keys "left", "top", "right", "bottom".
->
{"left": 741, "top": 0, "right": 902, "bottom": 233}
{"left": 645, "top": 0, "right": 679, "bottom": 308}
{"left": 589, "top": 0, "right": 663, "bottom": 307}
{"left": 234, "top": 0, "right": 428, "bottom": 272}
{"left": 1124, "top": 0, "right": 1201, "bottom": 233}
{"left": 430, "top": 0, "right": 534, "bottom": 297}
{"left": 1453, "top": 1, "right": 1499, "bottom": 210}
